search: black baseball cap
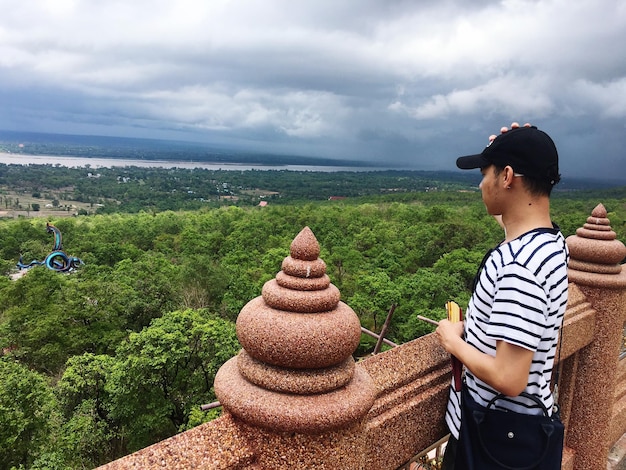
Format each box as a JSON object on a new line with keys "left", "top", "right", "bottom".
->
{"left": 456, "top": 126, "right": 560, "bottom": 185}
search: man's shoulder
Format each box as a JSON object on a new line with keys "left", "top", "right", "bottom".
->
{"left": 503, "top": 229, "right": 565, "bottom": 258}
{"left": 494, "top": 230, "right": 567, "bottom": 284}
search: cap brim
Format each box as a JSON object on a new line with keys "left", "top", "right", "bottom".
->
{"left": 456, "top": 154, "right": 489, "bottom": 170}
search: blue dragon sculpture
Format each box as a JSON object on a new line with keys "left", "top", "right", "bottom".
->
{"left": 17, "top": 223, "right": 83, "bottom": 272}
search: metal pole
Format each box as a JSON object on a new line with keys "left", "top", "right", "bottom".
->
{"left": 361, "top": 327, "right": 397, "bottom": 349}
{"left": 374, "top": 304, "right": 397, "bottom": 354}
{"left": 200, "top": 401, "right": 222, "bottom": 411}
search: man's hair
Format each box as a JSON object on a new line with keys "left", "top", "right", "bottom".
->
{"left": 492, "top": 164, "right": 554, "bottom": 197}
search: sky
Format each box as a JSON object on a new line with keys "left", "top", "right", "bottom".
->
{"left": 1, "top": 0, "right": 625, "bottom": 180}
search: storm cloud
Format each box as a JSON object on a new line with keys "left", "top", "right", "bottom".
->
{"left": 1, "top": 0, "right": 625, "bottom": 179}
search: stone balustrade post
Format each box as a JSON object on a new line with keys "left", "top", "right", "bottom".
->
{"left": 214, "top": 227, "right": 376, "bottom": 469}
{"left": 565, "top": 204, "right": 626, "bottom": 469}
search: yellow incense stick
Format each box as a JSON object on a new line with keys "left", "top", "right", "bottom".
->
{"left": 446, "top": 301, "right": 461, "bottom": 323}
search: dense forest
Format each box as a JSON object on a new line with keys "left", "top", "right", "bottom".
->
{"left": 1, "top": 165, "right": 625, "bottom": 469}
{"left": 0, "top": 163, "right": 485, "bottom": 215}
{"left": 0, "top": 163, "right": 619, "bottom": 216}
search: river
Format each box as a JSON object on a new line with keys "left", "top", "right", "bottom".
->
{"left": 0, "top": 152, "right": 384, "bottom": 172}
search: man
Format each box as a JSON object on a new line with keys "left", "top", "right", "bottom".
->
{"left": 436, "top": 123, "right": 569, "bottom": 469}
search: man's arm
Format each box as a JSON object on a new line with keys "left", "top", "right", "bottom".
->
{"left": 436, "top": 319, "right": 534, "bottom": 396}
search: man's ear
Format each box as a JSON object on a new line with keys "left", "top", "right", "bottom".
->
{"left": 502, "top": 166, "right": 515, "bottom": 189}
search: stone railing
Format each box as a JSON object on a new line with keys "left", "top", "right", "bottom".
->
{"left": 100, "top": 204, "right": 626, "bottom": 470}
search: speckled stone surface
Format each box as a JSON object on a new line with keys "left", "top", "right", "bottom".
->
{"left": 281, "top": 256, "right": 327, "bottom": 278}
{"left": 261, "top": 279, "right": 341, "bottom": 312}
{"left": 275, "top": 270, "right": 330, "bottom": 290}
{"left": 237, "top": 350, "right": 355, "bottom": 394}
{"left": 360, "top": 334, "right": 451, "bottom": 470}
{"left": 552, "top": 283, "right": 596, "bottom": 444}
{"left": 561, "top": 446, "right": 575, "bottom": 470}
{"left": 566, "top": 204, "right": 626, "bottom": 287}
{"left": 236, "top": 298, "right": 361, "bottom": 368}
{"left": 215, "top": 226, "right": 376, "bottom": 435}
{"left": 560, "top": 283, "right": 596, "bottom": 361}
{"left": 610, "top": 360, "right": 626, "bottom": 447}
{"left": 237, "top": 419, "right": 368, "bottom": 469}
{"left": 216, "top": 359, "right": 375, "bottom": 433}
{"left": 96, "top": 414, "right": 254, "bottom": 470}
{"left": 565, "top": 204, "right": 626, "bottom": 470}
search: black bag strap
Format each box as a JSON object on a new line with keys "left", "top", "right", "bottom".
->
{"left": 548, "top": 325, "right": 565, "bottom": 418}
{"left": 485, "top": 325, "right": 563, "bottom": 417}
{"left": 485, "top": 391, "right": 550, "bottom": 416}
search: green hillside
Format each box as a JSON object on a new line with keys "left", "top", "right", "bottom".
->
{"left": 1, "top": 169, "right": 624, "bottom": 469}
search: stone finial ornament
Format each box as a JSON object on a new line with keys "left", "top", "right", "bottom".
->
{"left": 566, "top": 204, "right": 626, "bottom": 287}
{"left": 214, "top": 227, "right": 375, "bottom": 434}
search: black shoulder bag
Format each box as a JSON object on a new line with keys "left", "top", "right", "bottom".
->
{"left": 455, "top": 333, "right": 565, "bottom": 470}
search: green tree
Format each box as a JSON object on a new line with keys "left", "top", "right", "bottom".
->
{"left": 107, "top": 309, "right": 239, "bottom": 452}
{"left": 433, "top": 248, "right": 486, "bottom": 290}
{"left": 55, "top": 353, "right": 119, "bottom": 468}
{"left": 180, "top": 255, "right": 230, "bottom": 311}
{"left": 0, "top": 269, "right": 74, "bottom": 373}
{"left": 349, "top": 271, "right": 400, "bottom": 333}
{"left": 0, "top": 358, "right": 59, "bottom": 470}
{"left": 391, "top": 269, "right": 469, "bottom": 343}
{"left": 219, "top": 262, "right": 266, "bottom": 321}
{"left": 111, "top": 252, "right": 182, "bottom": 330}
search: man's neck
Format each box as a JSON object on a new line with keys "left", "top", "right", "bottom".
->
{"left": 501, "top": 195, "right": 552, "bottom": 242}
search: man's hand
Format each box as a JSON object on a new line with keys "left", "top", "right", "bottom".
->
{"left": 436, "top": 319, "right": 465, "bottom": 354}
{"left": 437, "top": 317, "right": 534, "bottom": 396}
{"left": 489, "top": 121, "right": 532, "bottom": 143}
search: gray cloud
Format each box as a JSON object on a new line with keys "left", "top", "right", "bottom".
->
{"left": 1, "top": 0, "right": 625, "bottom": 180}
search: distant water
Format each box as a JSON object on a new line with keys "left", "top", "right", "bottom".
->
{"left": 0, "top": 152, "right": 384, "bottom": 172}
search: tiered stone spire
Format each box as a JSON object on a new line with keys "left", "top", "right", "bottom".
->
{"left": 564, "top": 206, "right": 626, "bottom": 469}
{"left": 566, "top": 204, "right": 626, "bottom": 287}
{"left": 214, "top": 227, "right": 375, "bottom": 433}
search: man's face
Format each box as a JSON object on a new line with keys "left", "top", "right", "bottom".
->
{"left": 479, "top": 165, "right": 504, "bottom": 216}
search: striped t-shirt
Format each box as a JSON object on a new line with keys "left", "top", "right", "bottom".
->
{"left": 445, "top": 226, "right": 569, "bottom": 440}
